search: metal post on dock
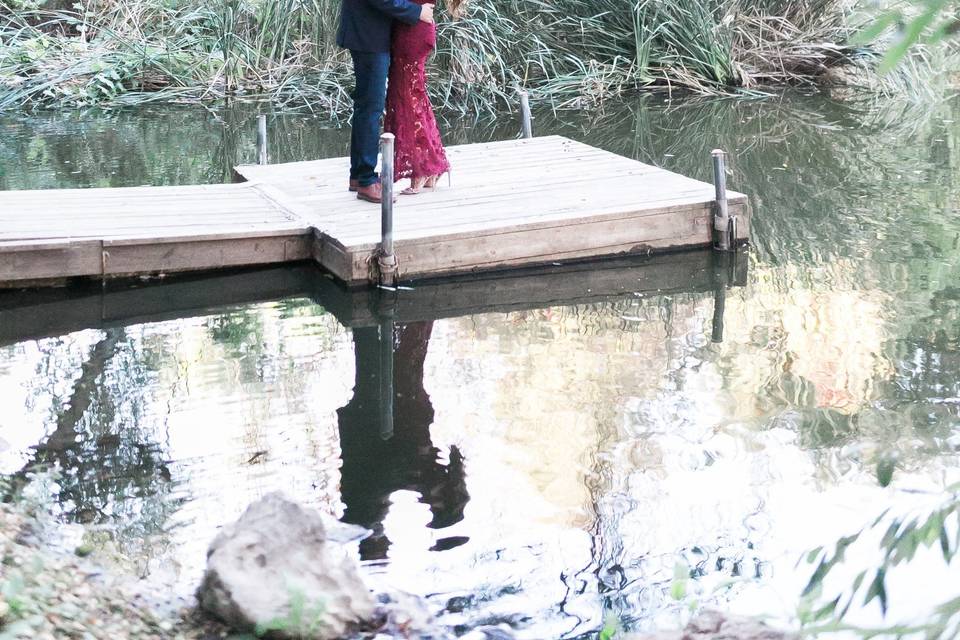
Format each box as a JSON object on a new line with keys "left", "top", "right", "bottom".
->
{"left": 520, "top": 91, "right": 533, "bottom": 139}
{"left": 378, "top": 133, "right": 398, "bottom": 287}
{"left": 711, "top": 149, "right": 730, "bottom": 251}
{"left": 257, "top": 115, "right": 269, "bottom": 165}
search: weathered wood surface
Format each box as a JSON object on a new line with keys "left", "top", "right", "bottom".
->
{"left": 0, "top": 182, "right": 310, "bottom": 284}
{"left": 236, "top": 135, "right": 749, "bottom": 285}
{"left": 0, "top": 250, "right": 746, "bottom": 345}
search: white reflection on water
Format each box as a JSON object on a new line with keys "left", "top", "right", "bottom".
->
{"left": 0, "top": 258, "right": 957, "bottom": 637}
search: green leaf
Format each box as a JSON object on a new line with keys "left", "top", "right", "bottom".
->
{"left": 811, "top": 596, "right": 841, "bottom": 622}
{"left": 850, "top": 12, "right": 901, "bottom": 46}
{"left": 876, "top": 455, "right": 896, "bottom": 487}
{"left": 598, "top": 615, "right": 619, "bottom": 640}
{"left": 802, "top": 560, "right": 829, "bottom": 597}
{"left": 864, "top": 568, "right": 888, "bottom": 615}
{"left": 670, "top": 561, "right": 689, "bottom": 601}
{"left": 940, "top": 524, "right": 951, "bottom": 561}
{"left": 878, "top": 1, "right": 948, "bottom": 74}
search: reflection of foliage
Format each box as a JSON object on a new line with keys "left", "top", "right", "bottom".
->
{"left": 207, "top": 309, "right": 265, "bottom": 357}
{"left": 0, "top": 105, "right": 350, "bottom": 190}
{"left": 800, "top": 485, "right": 960, "bottom": 637}
{"left": 5, "top": 328, "right": 181, "bottom": 561}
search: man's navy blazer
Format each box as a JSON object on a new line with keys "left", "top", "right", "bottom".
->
{"left": 338, "top": 0, "right": 422, "bottom": 53}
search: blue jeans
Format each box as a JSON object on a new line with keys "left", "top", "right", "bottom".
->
{"left": 350, "top": 50, "right": 391, "bottom": 187}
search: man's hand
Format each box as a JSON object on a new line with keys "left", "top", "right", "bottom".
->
{"left": 419, "top": 3, "right": 434, "bottom": 23}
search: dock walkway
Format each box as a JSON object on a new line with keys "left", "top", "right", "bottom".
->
{"left": 1, "top": 136, "right": 748, "bottom": 287}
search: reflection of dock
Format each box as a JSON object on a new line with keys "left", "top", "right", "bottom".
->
{"left": 314, "top": 249, "right": 746, "bottom": 328}
{"left": 1, "top": 136, "right": 748, "bottom": 288}
{"left": 0, "top": 250, "right": 747, "bottom": 346}
{"left": 1, "top": 250, "right": 746, "bottom": 560}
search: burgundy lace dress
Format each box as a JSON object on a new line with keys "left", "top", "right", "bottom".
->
{"left": 383, "top": 2, "right": 450, "bottom": 182}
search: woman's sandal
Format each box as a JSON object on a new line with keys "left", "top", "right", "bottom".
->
{"left": 401, "top": 172, "right": 450, "bottom": 195}
{"left": 401, "top": 176, "right": 429, "bottom": 195}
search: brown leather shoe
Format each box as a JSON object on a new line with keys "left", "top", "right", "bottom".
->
{"left": 348, "top": 179, "right": 359, "bottom": 192}
{"left": 356, "top": 182, "right": 396, "bottom": 204}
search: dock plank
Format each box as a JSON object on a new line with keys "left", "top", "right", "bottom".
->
{"left": 0, "top": 181, "right": 310, "bottom": 283}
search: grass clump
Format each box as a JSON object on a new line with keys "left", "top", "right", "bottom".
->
{"left": 0, "top": 0, "right": 950, "bottom": 112}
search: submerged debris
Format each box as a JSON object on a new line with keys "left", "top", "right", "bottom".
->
{"left": 631, "top": 610, "right": 798, "bottom": 640}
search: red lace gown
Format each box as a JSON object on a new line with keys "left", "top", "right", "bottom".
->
{"left": 383, "top": 3, "right": 451, "bottom": 182}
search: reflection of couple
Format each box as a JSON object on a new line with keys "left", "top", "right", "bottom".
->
{"left": 337, "top": 322, "right": 469, "bottom": 560}
{"left": 338, "top": 0, "right": 465, "bottom": 203}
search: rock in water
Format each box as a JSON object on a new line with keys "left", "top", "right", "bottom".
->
{"left": 197, "top": 493, "right": 376, "bottom": 639}
{"left": 631, "top": 610, "right": 798, "bottom": 640}
{"left": 683, "top": 610, "right": 798, "bottom": 640}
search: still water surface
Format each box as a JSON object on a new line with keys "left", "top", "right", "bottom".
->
{"left": 1, "top": 93, "right": 959, "bottom": 637}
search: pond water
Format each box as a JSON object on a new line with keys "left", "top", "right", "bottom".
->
{"left": 1, "top": 92, "right": 960, "bottom": 638}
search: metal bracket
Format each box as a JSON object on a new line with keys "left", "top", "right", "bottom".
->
{"left": 377, "top": 251, "right": 399, "bottom": 288}
{"left": 727, "top": 215, "right": 738, "bottom": 251}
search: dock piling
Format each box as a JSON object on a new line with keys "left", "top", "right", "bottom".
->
{"left": 257, "top": 115, "right": 269, "bottom": 165}
{"left": 520, "top": 92, "right": 533, "bottom": 139}
{"left": 711, "top": 149, "right": 736, "bottom": 251}
{"left": 378, "top": 133, "right": 398, "bottom": 287}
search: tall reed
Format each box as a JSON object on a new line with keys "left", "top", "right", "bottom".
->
{"left": 0, "top": 0, "right": 943, "bottom": 112}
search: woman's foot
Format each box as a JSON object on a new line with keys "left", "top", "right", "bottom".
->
{"left": 401, "top": 175, "right": 444, "bottom": 195}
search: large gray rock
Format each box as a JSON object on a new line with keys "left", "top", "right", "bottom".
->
{"left": 633, "top": 611, "right": 798, "bottom": 640}
{"left": 197, "top": 493, "right": 376, "bottom": 639}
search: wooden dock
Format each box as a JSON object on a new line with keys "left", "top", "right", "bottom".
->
{"left": 1, "top": 136, "right": 749, "bottom": 288}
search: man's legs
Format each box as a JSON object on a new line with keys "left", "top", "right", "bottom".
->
{"left": 350, "top": 50, "right": 391, "bottom": 188}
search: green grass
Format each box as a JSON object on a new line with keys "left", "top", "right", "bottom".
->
{"left": 0, "top": 0, "right": 949, "bottom": 112}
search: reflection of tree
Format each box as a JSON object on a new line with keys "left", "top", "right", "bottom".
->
{"left": 6, "top": 329, "right": 179, "bottom": 564}
{"left": 337, "top": 322, "right": 469, "bottom": 560}
{"left": 0, "top": 105, "right": 353, "bottom": 191}
{"left": 9, "top": 329, "right": 176, "bottom": 525}
{"left": 207, "top": 308, "right": 266, "bottom": 361}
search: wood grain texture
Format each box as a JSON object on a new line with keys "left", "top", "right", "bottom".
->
{"left": 236, "top": 135, "right": 750, "bottom": 284}
{"left": 0, "top": 182, "right": 311, "bottom": 283}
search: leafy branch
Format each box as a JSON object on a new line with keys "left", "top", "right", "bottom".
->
{"left": 855, "top": 0, "right": 960, "bottom": 72}
{"left": 799, "top": 483, "right": 960, "bottom": 638}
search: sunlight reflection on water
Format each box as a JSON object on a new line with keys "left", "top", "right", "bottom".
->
{"left": 1, "top": 91, "right": 960, "bottom": 636}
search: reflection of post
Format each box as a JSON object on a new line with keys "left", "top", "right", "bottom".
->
{"left": 711, "top": 285, "right": 726, "bottom": 343}
{"left": 378, "top": 317, "right": 395, "bottom": 440}
{"left": 711, "top": 252, "right": 731, "bottom": 343}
